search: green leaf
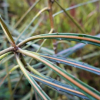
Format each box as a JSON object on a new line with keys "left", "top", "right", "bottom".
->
{"left": 54, "top": 0, "right": 86, "bottom": 33}
{"left": 15, "top": 54, "right": 51, "bottom": 100}
{"left": 30, "top": 73, "right": 89, "bottom": 99}
{"left": 0, "top": 65, "right": 19, "bottom": 87}
{"left": 37, "top": 54, "right": 100, "bottom": 75}
{"left": 15, "top": 7, "right": 48, "bottom": 42}
{"left": 53, "top": 0, "right": 98, "bottom": 17}
{"left": 18, "top": 48, "right": 100, "bottom": 100}
{"left": 14, "top": 0, "right": 40, "bottom": 28}
{"left": 0, "top": 52, "right": 11, "bottom": 61}
{"left": 18, "top": 33, "right": 100, "bottom": 47}
{"left": 27, "top": 64, "right": 46, "bottom": 78}
{"left": 0, "top": 17, "right": 16, "bottom": 47}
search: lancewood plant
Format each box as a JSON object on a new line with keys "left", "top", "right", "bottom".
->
{"left": 0, "top": 0, "right": 100, "bottom": 100}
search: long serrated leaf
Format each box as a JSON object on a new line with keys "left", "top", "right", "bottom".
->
{"left": 18, "top": 48, "right": 100, "bottom": 100}
{"left": 30, "top": 73, "right": 89, "bottom": 99}
{"left": 18, "top": 33, "right": 100, "bottom": 47}
{"left": 37, "top": 54, "right": 100, "bottom": 75}
{"left": 57, "top": 34, "right": 100, "bottom": 57}
{"left": 15, "top": 54, "right": 50, "bottom": 100}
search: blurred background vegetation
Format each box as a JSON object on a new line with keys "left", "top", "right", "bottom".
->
{"left": 0, "top": 0, "right": 100, "bottom": 100}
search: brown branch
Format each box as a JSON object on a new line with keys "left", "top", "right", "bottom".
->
{"left": 48, "top": 0, "right": 58, "bottom": 54}
{"left": 48, "top": 0, "right": 54, "bottom": 29}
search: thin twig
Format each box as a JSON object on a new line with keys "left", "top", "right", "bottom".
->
{"left": 15, "top": 7, "right": 49, "bottom": 43}
{"left": 54, "top": 0, "right": 86, "bottom": 33}
{"left": 5, "top": 62, "right": 14, "bottom": 100}
{"left": 14, "top": 0, "right": 40, "bottom": 28}
{"left": 11, "top": 74, "right": 24, "bottom": 97}
{"left": 48, "top": 0, "right": 58, "bottom": 54}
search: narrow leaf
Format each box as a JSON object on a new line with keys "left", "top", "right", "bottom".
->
{"left": 57, "top": 34, "right": 100, "bottom": 57}
{"left": 14, "top": 0, "right": 40, "bottom": 28}
{"left": 0, "top": 16, "right": 16, "bottom": 47}
{"left": 38, "top": 54, "right": 100, "bottom": 75}
{"left": 18, "top": 48, "right": 100, "bottom": 100}
{"left": 0, "top": 65, "right": 19, "bottom": 87}
{"left": 27, "top": 64, "right": 46, "bottom": 78}
{"left": 54, "top": 0, "right": 86, "bottom": 33}
{"left": 15, "top": 54, "right": 50, "bottom": 100}
{"left": 16, "top": 7, "right": 48, "bottom": 42}
{"left": 0, "top": 52, "right": 10, "bottom": 61}
{"left": 18, "top": 33, "right": 100, "bottom": 47}
{"left": 53, "top": 0, "right": 98, "bottom": 17}
{"left": 30, "top": 73, "right": 89, "bottom": 99}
